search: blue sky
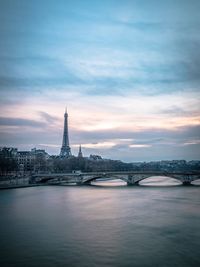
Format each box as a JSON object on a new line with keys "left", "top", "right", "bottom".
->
{"left": 0, "top": 0, "right": 200, "bottom": 161}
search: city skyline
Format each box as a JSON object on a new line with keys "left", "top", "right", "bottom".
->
{"left": 0, "top": 0, "right": 200, "bottom": 162}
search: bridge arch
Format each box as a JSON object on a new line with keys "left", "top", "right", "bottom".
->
{"left": 134, "top": 174, "right": 200, "bottom": 185}
{"left": 82, "top": 175, "right": 127, "bottom": 185}
{"left": 31, "top": 171, "right": 200, "bottom": 186}
{"left": 191, "top": 177, "right": 200, "bottom": 185}
{"left": 137, "top": 175, "right": 182, "bottom": 185}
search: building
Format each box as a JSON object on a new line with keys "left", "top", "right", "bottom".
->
{"left": 89, "top": 154, "right": 102, "bottom": 161}
{"left": 78, "top": 145, "right": 83, "bottom": 158}
{"left": 0, "top": 147, "right": 18, "bottom": 158}
{"left": 17, "top": 148, "right": 49, "bottom": 173}
{"left": 17, "top": 151, "right": 35, "bottom": 172}
{"left": 0, "top": 147, "right": 18, "bottom": 175}
{"left": 60, "top": 107, "right": 72, "bottom": 157}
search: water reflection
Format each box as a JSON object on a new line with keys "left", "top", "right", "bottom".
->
{"left": 1, "top": 184, "right": 200, "bottom": 267}
{"left": 91, "top": 177, "right": 182, "bottom": 187}
{"left": 139, "top": 176, "right": 182, "bottom": 186}
{"left": 191, "top": 179, "right": 200, "bottom": 185}
{"left": 91, "top": 178, "right": 126, "bottom": 187}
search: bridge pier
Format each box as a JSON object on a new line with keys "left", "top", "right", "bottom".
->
{"left": 127, "top": 174, "right": 135, "bottom": 186}
{"left": 127, "top": 181, "right": 139, "bottom": 186}
{"left": 82, "top": 181, "right": 91, "bottom": 185}
{"left": 76, "top": 180, "right": 91, "bottom": 186}
{"left": 182, "top": 181, "right": 192, "bottom": 186}
{"left": 181, "top": 174, "right": 193, "bottom": 186}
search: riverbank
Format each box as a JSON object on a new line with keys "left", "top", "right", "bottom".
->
{"left": 0, "top": 184, "right": 43, "bottom": 190}
{"left": 0, "top": 181, "right": 77, "bottom": 190}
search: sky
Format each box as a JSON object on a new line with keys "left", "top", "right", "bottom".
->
{"left": 0, "top": 0, "right": 200, "bottom": 162}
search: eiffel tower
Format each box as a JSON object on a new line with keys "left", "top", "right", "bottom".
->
{"left": 60, "top": 107, "right": 72, "bottom": 157}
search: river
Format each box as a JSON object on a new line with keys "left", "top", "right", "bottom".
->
{"left": 0, "top": 178, "right": 200, "bottom": 267}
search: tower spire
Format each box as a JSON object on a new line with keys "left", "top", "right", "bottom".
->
{"left": 78, "top": 144, "right": 83, "bottom": 158}
{"left": 60, "top": 108, "right": 71, "bottom": 157}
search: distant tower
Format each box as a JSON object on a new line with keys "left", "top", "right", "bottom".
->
{"left": 60, "top": 108, "right": 72, "bottom": 157}
{"left": 78, "top": 145, "right": 83, "bottom": 158}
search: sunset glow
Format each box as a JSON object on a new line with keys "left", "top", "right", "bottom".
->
{"left": 0, "top": 0, "right": 200, "bottom": 161}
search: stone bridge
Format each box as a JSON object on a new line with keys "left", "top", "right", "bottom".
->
{"left": 31, "top": 171, "right": 200, "bottom": 186}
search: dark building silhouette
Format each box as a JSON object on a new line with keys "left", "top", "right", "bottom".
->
{"left": 78, "top": 145, "right": 83, "bottom": 158}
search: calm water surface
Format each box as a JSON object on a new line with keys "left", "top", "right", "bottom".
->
{"left": 0, "top": 178, "right": 200, "bottom": 267}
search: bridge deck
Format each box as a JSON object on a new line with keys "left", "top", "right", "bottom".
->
{"left": 32, "top": 171, "right": 200, "bottom": 178}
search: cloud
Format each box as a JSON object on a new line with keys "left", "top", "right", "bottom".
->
{"left": 0, "top": 0, "right": 200, "bottom": 161}
{"left": 159, "top": 105, "right": 199, "bottom": 117}
{"left": 0, "top": 117, "right": 45, "bottom": 127}
{"left": 72, "top": 141, "right": 116, "bottom": 149}
{"left": 70, "top": 125, "right": 200, "bottom": 149}
{"left": 38, "top": 111, "right": 58, "bottom": 124}
{"left": 178, "top": 41, "right": 200, "bottom": 82}
{"left": 0, "top": 55, "right": 87, "bottom": 91}
{"left": 0, "top": 117, "right": 199, "bottom": 161}
{"left": 182, "top": 140, "right": 200, "bottom": 146}
{"left": 129, "top": 144, "right": 151, "bottom": 148}
{"left": 38, "top": 143, "right": 60, "bottom": 148}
